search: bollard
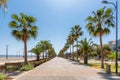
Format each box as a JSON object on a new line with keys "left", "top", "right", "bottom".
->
{"left": 106, "top": 64, "right": 111, "bottom": 74}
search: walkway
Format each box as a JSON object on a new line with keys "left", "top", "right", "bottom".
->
{"left": 14, "top": 57, "right": 120, "bottom": 80}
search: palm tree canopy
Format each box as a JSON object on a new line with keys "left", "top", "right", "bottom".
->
{"left": 32, "top": 40, "right": 56, "bottom": 57}
{"left": 86, "top": 7, "right": 114, "bottom": 37}
{"left": 94, "top": 44, "right": 111, "bottom": 55}
{"left": 37, "top": 40, "right": 52, "bottom": 51}
{"left": 78, "top": 38, "right": 95, "bottom": 54}
{"left": 48, "top": 48, "right": 56, "bottom": 56}
{"left": 102, "top": 44, "right": 111, "bottom": 55}
{"left": 71, "top": 25, "right": 83, "bottom": 40}
{"left": 67, "top": 34, "right": 74, "bottom": 45}
{"left": 0, "top": 0, "right": 8, "bottom": 11}
{"left": 29, "top": 47, "right": 43, "bottom": 55}
{"left": 9, "top": 13, "right": 38, "bottom": 41}
{"left": 64, "top": 43, "right": 69, "bottom": 49}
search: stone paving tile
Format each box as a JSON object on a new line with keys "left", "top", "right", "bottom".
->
{"left": 14, "top": 57, "right": 120, "bottom": 80}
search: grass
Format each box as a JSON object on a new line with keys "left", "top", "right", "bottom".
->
{"left": 0, "top": 73, "right": 7, "bottom": 80}
{"left": 83, "top": 62, "right": 120, "bottom": 75}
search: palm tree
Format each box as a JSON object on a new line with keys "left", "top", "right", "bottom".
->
{"left": 70, "top": 34, "right": 75, "bottom": 60}
{"left": 58, "top": 49, "right": 64, "bottom": 57}
{"left": 44, "top": 41, "right": 52, "bottom": 58}
{"left": 37, "top": 40, "right": 52, "bottom": 59}
{"left": 67, "top": 38, "right": 71, "bottom": 58}
{"left": 9, "top": 13, "right": 38, "bottom": 64}
{"left": 48, "top": 48, "right": 56, "bottom": 58}
{"left": 29, "top": 47, "right": 43, "bottom": 61}
{"left": 67, "top": 34, "right": 74, "bottom": 59}
{"left": 94, "top": 44, "right": 112, "bottom": 61}
{"left": 86, "top": 7, "right": 114, "bottom": 68}
{"left": 0, "top": 0, "right": 8, "bottom": 11}
{"left": 71, "top": 25, "right": 83, "bottom": 60}
{"left": 77, "top": 38, "right": 94, "bottom": 64}
{"left": 37, "top": 41, "right": 45, "bottom": 59}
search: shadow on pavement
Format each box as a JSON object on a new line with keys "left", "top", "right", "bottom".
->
{"left": 7, "top": 71, "right": 23, "bottom": 77}
{"left": 97, "top": 72, "right": 120, "bottom": 80}
{"left": 68, "top": 59, "right": 80, "bottom": 65}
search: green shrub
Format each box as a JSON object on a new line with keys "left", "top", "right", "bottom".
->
{"left": 33, "top": 60, "right": 46, "bottom": 67}
{"left": 0, "top": 73, "right": 7, "bottom": 80}
{"left": 6, "top": 65, "right": 22, "bottom": 72}
{"left": 20, "top": 63, "right": 34, "bottom": 71}
{"left": 33, "top": 61, "right": 41, "bottom": 67}
{"left": 6, "top": 66, "right": 15, "bottom": 72}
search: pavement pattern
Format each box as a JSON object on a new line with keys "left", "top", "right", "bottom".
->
{"left": 14, "top": 57, "right": 120, "bottom": 80}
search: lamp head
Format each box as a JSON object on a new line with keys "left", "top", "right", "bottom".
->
{"left": 102, "top": 0, "right": 108, "bottom": 4}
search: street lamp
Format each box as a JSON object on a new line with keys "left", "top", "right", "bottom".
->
{"left": 102, "top": 0, "right": 119, "bottom": 74}
{"left": 6, "top": 45, "right": 8, "bottom": 59}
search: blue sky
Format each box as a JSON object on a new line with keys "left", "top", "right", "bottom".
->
{"left": 0, "top": 0, "right": 120, "bottom": 55}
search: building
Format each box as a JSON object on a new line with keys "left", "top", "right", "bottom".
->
{"left": 108, "top": 41, "right": 116, "bottom": 49}
{"left": 108, "top": 39, "right": 120, "bottom": 50}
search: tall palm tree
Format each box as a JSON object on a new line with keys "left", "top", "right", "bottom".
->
{"left": 64, "top": 43, "right": 69, "bottom": 59}
{"left": 48, "top": 48, "right": 56, "bottom": 58}
{"left": 59, "top": 49, "right": 63, "bottom": 57}
{"left": 67, "top": 38, "right": 71, "bottom": 58}
{"left": 44, "top": 41, "right": 52, "bottom": 58}
{"left": 70, "top": 34, "right": 75, "bottom": 60}
{"left": 71, "top": 25, "right": 83, "bottom": 60}
{"left": 37, "top": 41, "right": 46, "bottom": 59}
{"left": 67, "top": 34, "right": 74, "bottom": 59}
{"left": 9, "top": 13, "right": 38, "bottom": 64}
{"left": 86, "top": 7, "right": 114, "bottom": 68}
{"left": 59, "top": 43, "right": 69, "bottom": 58}
{"left": 77, "top": 38, "right": 94, "bottom": 64}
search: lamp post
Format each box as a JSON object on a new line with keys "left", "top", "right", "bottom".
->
{"left": 102, "top": 0, "right": 119, "bottom": 74}
{"left": 6, "top": 45, "right": 8, "bottom": 59}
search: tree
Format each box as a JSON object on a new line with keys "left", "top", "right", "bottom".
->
{"left": 0, "top": 0, "right": 8, "bottom": 12}
{"left": 68, "top": 34, "right": 75, "bottom": 59}
{"left": 48, "top": 48, "right": 56, "bottom": 58}
{"left": 44, "top": 41, "right": 52, "bottom": 58}
{"left": 71, "top": 25, "right": 83, "bottom": 60}
{"left": 30, "top": 40, "right": 56, "bottom": 60}
{"left": 103, "top": 44, "right": 111, "bottom": 56}
{"left": 58, "top": 43, "right": 69, "bottom": 58}
{"left": 29, "top": 47, "right": 43, "bottom": 61}
{"left": 9, "top": 13, "right": 38, "bottom": 64}
{"left": 77, "top": 38, "right": 94, "bottom": 64}
{"left": 37, "top": 40, "right": 53, "bottom": 59}
{"left": 86, "top": 7, "right": 114, "bottom": 68}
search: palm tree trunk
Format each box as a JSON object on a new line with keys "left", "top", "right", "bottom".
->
{"left": 24, "top": 40, "right": 27, "bottom": 64}
{"left": 76, "top": 39, "right": 79, "bottom": 60}
{"left": 45, "top": 51, "right": 47, "bottom": 59}
{"left": 43, "top": 51, "right": 45, "bottom": 59}
{"left": 66, "top": 50, "right": 68, "bottom": 59}
{"left": 36, "top": 54, "right": 40, "bottom": 61}
{"left": 48, "top": 53, "right": 50, "bottom": 59}
{"left": 84, "top": 53, "right": 88, "bottom": 64}
{"left": 100, "top": 35, "right": 104, "bottom": 69}
{"left": 70, "top": 45, "right": 72, "bottom": 59}
{"left": 72, "top": 44, "right": 74, "bottom": 60}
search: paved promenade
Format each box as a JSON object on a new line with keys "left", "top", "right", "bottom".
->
{"left": 14, "top": 57, "right": 120, "bottom": 80}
